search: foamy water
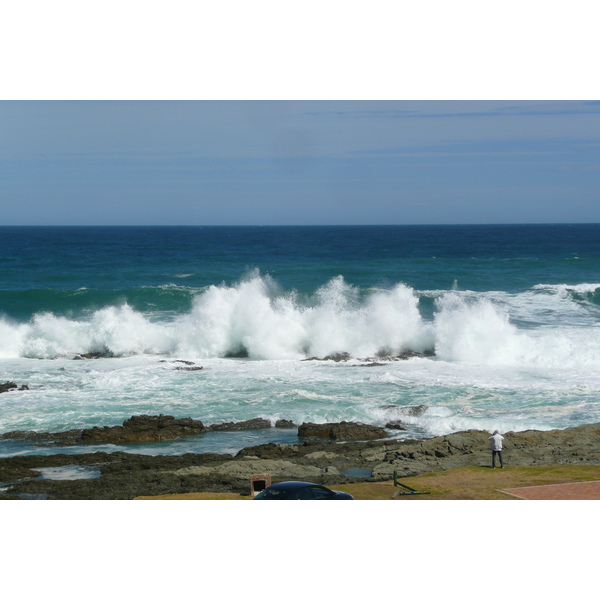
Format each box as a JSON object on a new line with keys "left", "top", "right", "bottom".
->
{"left": 2, "top": 225, "right": 600, "bottom": 456}
{"left": 2, "top": 274, "right": 600, "bottom": 456}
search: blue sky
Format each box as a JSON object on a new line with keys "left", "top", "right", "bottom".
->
{"left": 1, "top": 100, "right": 600, "bottom": 225}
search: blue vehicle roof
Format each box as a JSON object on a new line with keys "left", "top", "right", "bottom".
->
{"left": 267, "top": 481, "right": 322, "bottom": 490}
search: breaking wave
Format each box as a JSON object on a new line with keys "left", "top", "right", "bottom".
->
{"left": 2, "top": 274, "right": 600, "bottom": 369}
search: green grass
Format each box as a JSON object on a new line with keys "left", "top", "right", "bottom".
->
{"left": 135, "top": 464, "right": 600, "bottom": 500}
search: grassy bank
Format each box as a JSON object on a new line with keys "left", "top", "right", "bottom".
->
{"left": 135, "top": 464, "right": 600, "bottom": 500}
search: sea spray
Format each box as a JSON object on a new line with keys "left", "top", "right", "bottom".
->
{"left": 433, "top": 292, "right": 600, "bottom": 369}
{"left": 433, "top": 293, "right": 532, "bottom": 365}
{"left": 0, "top": 274, "right": 435, "bottom": 360}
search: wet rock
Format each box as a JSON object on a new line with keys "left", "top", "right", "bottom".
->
{"left": 80, "top": 414, "right": 206, "bottom": 443}
{"left": 206, "top": 418, "right": 295, "bottom": 431}
{"left": 208, "top": 418, "right": 272, "bottom": 432}
{"left": 298, "top": 421, "right": 387, "bottom": 441}
{"left": 160, "top": 360, "right": 202, "bottom": 370}
{"left": 1, "top": 382, "right": 28, "bottom": 394}
{"left": 302, "top": 352, "right": 351, "bottom": 362}
{"left": 380, "top": 404, "right": 429, "bottom": 417}
{"left": 0, "top": 429, "right": 83, "bottom": 443}
{"left": 0, "top": 414, "right": 297, "bottom": 445}
{"left": 73, "top": 352, "right": 114, "bottom": 360}
{"left": 396, "top": 349, "right": 435, "bottom": 359}
{"left": 224, "top": 348, "right": 249, "bottom": 358}
{"left": 385, "top": 421, "right": 407, "bottom": 430}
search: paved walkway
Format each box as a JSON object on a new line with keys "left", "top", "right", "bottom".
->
{"left": 501, "top": 480, "right": 600, "bottom": 500}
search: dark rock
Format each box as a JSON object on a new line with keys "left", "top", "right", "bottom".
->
{"left": 275, "top": 419, "right": 295, "bottom": 428}
{"left": 298, "top": 421, "right": 387, "bottom": 441}
{"left": 380, "top": 404, "right": 429, "bottom": 417}
{"left": 1, "top": 382, "right": 30, "bottom": 393}
{"left": 396, "top": 349, "right": 436, "bottom": 359}
{"left": 224, "top": 348, "right": 249, "bottom": 358}
{"left": 385, "top": 421, "right": 407, "bottom": 430}
{"left": 302, "top": 352, "right": 351, "bottom": 362}
{"left": 2, "top": 422, "right": 600, "bottom": 499}
{"left": 80, "top": 414, "right": 205, "bottom": 444}
{"left": 0, "top": 429, "right": 83, "bottom": 443}
{"left": 208, "top": 418, "right": 272, "bottom": 432}
{"left": 1, "top": 382, "right": 18, "bottom": 394}
{"left": 159, "top": 360, "right": 203, "bottom": 371}
{"left": 73, "top": 351, "right": 114, "bottom": 360}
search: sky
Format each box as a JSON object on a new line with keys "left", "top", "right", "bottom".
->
{"left": 2, "top": 100, "right": 600, "bottom": 226}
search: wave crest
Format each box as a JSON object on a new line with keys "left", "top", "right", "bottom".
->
{"left": 2, "top": 275, "right": 600, "bottom": 368}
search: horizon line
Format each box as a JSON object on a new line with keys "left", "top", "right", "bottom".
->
{"left": 1, "top": 222, "right": 599, "bottom": 228}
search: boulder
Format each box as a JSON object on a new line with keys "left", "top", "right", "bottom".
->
{"left": 298, "top": 421, "right": 387, "bottom": 441}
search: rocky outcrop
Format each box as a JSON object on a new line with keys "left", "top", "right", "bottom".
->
{"left": 369, "top": 423, "right": 600, "bottom": 478}
{"left": 207, "top": 418, "right": 270, "bottom": 432}
{"left": 385, "top": 422, "right": 407, "bottom": 430}
{"left": 2, "top": 422, "right": 600, "bottom": 500}
{"left": 302, "top": 352, "right": 351, "bottom": 362}
{"left": 0, "top": 414, "right": 296, "bottom": 445}
{"left": 298, "top": 421, "right": 387, "bottom": 441}
{"left": 188, "top": 457, "right": 325, "bottom": 481}
{"left": 0, "top": 429, "right": 83, "bottom": 442}
{"left": 159, "top": 360, "right": 203, "bottom": 371}
{"left": 80, "top": 414, "right": 206, "bottom": 443}
{"left": 0, "top": 382, "right": 29, "bottom": 394}
{"left": 302, "top": 349, "right": 435, "bottom": 363}
{"left": 380, "top": 404, "right": 429, "bottom": 417}
{"left": 207, "top": 418, "right": 294, "bottom": 432}
{"left": 73, "top": 352, "right": 114, "bottom": 360}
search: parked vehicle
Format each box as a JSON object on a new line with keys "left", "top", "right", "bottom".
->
{"left": 253, "top": 481, "right": 354, "bottom": 500}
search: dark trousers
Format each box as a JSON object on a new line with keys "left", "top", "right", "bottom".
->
{"left": 492, "top": 450, "right": 503, "bottom": 468}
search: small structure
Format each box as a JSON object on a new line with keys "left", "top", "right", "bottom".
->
{"left": 250, "top": 473, "right": 272, "bottom": 496}
{"left": 392, "top": 470, "right": 430, "bottom": 498}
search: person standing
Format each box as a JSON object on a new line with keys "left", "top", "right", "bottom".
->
{"left": 489, "top": 430, "right": 504, "bottom": 468}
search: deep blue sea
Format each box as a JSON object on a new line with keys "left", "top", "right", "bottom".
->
{"left": 2, "top": 224, "right": 600, "bottom": 457}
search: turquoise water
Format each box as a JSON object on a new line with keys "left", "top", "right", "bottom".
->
{"left": 2, "top": 225, "right": 600, "bottom": 456}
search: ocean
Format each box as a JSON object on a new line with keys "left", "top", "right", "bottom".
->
{"left": 2, "top": 224, "right": 600, "bottom": 458}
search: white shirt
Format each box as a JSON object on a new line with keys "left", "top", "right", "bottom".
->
{"left": 489, "top": 433, "right": 504, "bottom": 451}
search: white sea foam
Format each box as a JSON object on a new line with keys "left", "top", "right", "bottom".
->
{"left": 532, "top": 283, "right": 600, "bottom": 294}
{"left": 433, "top": 292, "right": 600, "bottom": 368}
{"left": 37, "top": 466, "right": 101, "bottom": 480}
{"left": 2, "top": 275, "right": 600, "bottom": 372}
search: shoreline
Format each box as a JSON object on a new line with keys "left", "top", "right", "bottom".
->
{"left": 1, "top": 420, "right": 599, "bottom": 500}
